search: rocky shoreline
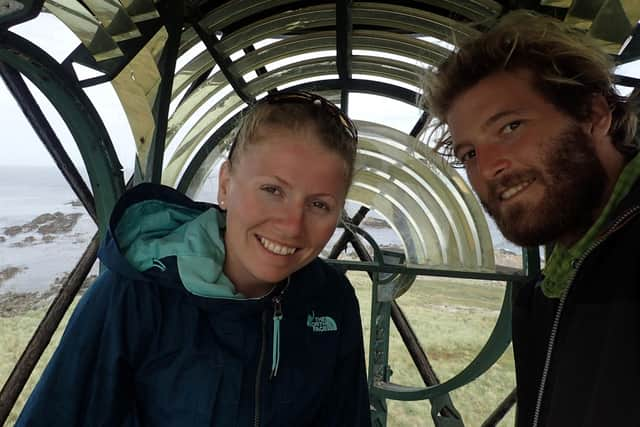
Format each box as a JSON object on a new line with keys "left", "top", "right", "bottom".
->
{"left": 2, "top": 211, "right": 83, "bottom": 248}
{"left": 0, "top": 273, "right": 95, "bottom": 317}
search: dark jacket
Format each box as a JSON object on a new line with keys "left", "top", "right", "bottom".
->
{"left": 512, "top": 181, "right": 640, "bottom": 426}
{"left": 16, "top": 183, "right": 371, "bottom": 427}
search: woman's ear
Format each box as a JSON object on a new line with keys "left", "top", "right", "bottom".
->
{"left": 218, "top": 161, "right": 231, "bottom": 206}
{"left": 590, "top": 94, "right": 612, "bottom": 139}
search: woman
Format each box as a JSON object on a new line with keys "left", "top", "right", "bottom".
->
{"left": 16, "top": 91, "right": 371, "bottom": 426}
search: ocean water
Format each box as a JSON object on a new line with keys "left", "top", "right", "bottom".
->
{"left": 0, "top": 165, "right": 520, "bottom": 295}
{"left": 0, "top": 165, "right": 98, "bottom": 294}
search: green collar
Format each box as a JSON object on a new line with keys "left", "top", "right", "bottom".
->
{"left": 116, "top": 201, "right": 244, "bottom": 299}
{"left": 541, "top": 153, "right": 640, "bottom": 298}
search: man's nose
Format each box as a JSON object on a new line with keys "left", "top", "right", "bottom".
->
{"left": 475, "top": 142, "right": 511, "bottom": 180}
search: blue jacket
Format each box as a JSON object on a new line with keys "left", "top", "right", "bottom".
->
{"left": 16, "top": 183, "right": 371, "bottom": 426}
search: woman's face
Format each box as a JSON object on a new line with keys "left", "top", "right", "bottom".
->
{"left": 218, "top": 125, "right": 350, "bottom": 297}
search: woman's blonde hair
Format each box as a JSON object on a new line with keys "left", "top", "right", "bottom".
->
{"left": 228, "top": 91, "right": 358, "bottom": 184}
{"left": 423, "top": 10, "right": 638, "bottom": 160}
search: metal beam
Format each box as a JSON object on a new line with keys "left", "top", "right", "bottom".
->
{"left": 176, "top": 117, "right": 238, "bottom": 193}
{"left": 0, "top": 62, "right": 98, "bottom": 223}
{"left": 191, "top": 21, "right": 253, "bottom": 104}
{"left": 0, "top": 30, "right": 125, "bottom": 237}
{"left": 63, "top": 15, "right": 164, "bottom": 82}
{"left": 410, "top": 111, "right": 429, "bottom": 138}
{"left": 328, "top": 206, "right": 370, "bottom": 260}
{"left": 177, "top": 66, "right": 214, "bottom": 108}
{"left": 336, "top": 0, "right": 353, "bottom": 112}
{"left": 295, "top": 78, "right": 419, "bottom": 105}
{"left": 390, "top": 302, "right": 461, "bottom": 421}
{"left": 146, "top": 0, "right": 184, "bottom": 183}
{"left": 481, "top": 388, "right": 517, "bottom": 427}
{"left": 0, "top": 233, "right": 99, "bottom": 424}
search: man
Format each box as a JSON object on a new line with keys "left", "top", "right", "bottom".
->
{"left": 423, "top": 10, "right": 640, "bottom": 427}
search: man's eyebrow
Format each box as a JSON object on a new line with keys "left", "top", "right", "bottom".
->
{"left": 482, "top": 109, "right": 524, "bottom": 130}
{"left": 451, "top": 109, "right": 525, "bottom": 157}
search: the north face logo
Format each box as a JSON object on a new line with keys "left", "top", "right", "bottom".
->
{"left": 306, "top": 311, "right": 337, "bottom": 332}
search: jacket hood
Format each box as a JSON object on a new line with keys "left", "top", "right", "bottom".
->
{"left": 98, "top": 183, "right": 245, "bottom": 299}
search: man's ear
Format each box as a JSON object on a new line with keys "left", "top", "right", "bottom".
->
{"left": 218, "top": 160, "right": 231, "bottom": 204}
{"left": 589, "top": 94, "right": 612, "bottom": 138}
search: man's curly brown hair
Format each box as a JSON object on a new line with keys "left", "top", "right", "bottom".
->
{"left": 422, "top": 10, "right": 638, "bottom": 163}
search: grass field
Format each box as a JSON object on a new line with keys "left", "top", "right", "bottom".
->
{"left": 1, "top": 272, "right": 515, "bottom": 426}
{"left": 349, "top": 271, "right": 516, "bottom": 426}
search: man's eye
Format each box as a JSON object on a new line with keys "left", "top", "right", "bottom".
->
{"left": 457, "top": 149, "right": 476, "bottom": 164}
{"left": 502, "top": 121, "right": 521, "bottom": 134}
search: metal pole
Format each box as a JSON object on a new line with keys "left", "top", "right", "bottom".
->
{"left": 481, "top": 388, "right": 517, "bottom": 427}
{"left": 0, "top": 62, "right": 97, "bottom": 223}
{"left": 328, "top": 206, "right": 369, "bottom": 259}
{"left": 0, "top": 232, "right": 99, "bottom": 423}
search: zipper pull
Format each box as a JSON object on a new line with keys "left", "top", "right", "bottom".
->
{"left": 270, "top": 296, "right": 283, "bottom": 379}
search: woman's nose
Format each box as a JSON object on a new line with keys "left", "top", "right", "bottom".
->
{"left": 276, "top": 203, "right": 305, "bottom": 236}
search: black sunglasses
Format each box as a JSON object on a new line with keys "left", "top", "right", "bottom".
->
{"left": 227, "top": 90, "right": 358, "bottom": 160}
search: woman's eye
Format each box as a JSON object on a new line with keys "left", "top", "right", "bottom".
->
{"left": 311, "top": 200, "right": 330, "bottom": 211}
{"left": 260, "top": 185, "right": 281, "bottom": 195}
{"left": 502, "top": 121, "right": 521, "bottom": 134}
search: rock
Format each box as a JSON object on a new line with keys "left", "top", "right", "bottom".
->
{"left": 361, "top": 217, "right": 389, "bottom": 228}
{"left": 3, "top": 225, "right": 23, "bottom": 236}
{"left": 4, "top": 212, "right": 83, "bottom": 238}
{"left": 0, "top": 266, "right": 26, "bottom": 285}
{"left": 36, "top": 213, "right": 82, "bottom": 234}
{"left": 31, "top": 213, "right": 57, "bottom": 225}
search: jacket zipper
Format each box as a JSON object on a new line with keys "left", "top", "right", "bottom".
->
{"left": 253, "top": 278, "right": 290, "bottom": 427}
{"left": 270, "top": 295, "right": 283, "bottom": 379}
{"left": 531, "top": 205, "right": 640, "bottom": 427}
{"left": 254, "top": 310, "right": 268, "bottom": 427}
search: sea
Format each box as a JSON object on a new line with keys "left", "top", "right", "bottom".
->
{"left": 0, "top": 165, "right": 520, "bottom": 295}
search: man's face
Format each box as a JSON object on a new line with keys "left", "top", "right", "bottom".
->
{"left": 446, "top": 70, "right": 609, "bottom": 247}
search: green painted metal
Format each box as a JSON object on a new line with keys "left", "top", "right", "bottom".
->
{"left": 0, "top": 30, "right": 124, "bottom": 237}
{"left": 372, "top": 282, "right": 513, "bottom": 401}
{"left": 327, "top": 259, "right": 529, "bottom": 283}
{"left": 0, "top": 0, "right": 44, "bottom": 28}
{"left": 523, "top": 247, "right": 541, "bottom": 276}
{"left": 146, "top": 0, "right": 183, "bottom": 183}
{"left": 431, "top": 394, "right": 464, "bottom": 427}
{"left": 356, "top": 227, "right": 472, "bottom": 425}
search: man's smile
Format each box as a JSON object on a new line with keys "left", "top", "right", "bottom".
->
{"left": 499, "top": 178, "right": 535, "bottom": 201}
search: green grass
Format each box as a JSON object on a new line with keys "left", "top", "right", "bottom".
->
{"left": 1, "top": 274, "right": 515, "bottom": 426}
{"left": 0, "top": 298, "right": 80, "bottom": 427}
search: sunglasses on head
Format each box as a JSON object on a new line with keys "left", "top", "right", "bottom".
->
{"left": 227, "top": 90, "right": 358, "bottom": 160}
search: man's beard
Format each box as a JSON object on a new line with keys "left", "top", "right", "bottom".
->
{"left": 480, "top": 124, "right": 608, "bottom": 247}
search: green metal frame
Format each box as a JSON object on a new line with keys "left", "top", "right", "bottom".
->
{"left": 0, "top": 30, "right": 124, "bottom": 237}
{"left": 325, "top": 228, "right": 535, "bottom": 426}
